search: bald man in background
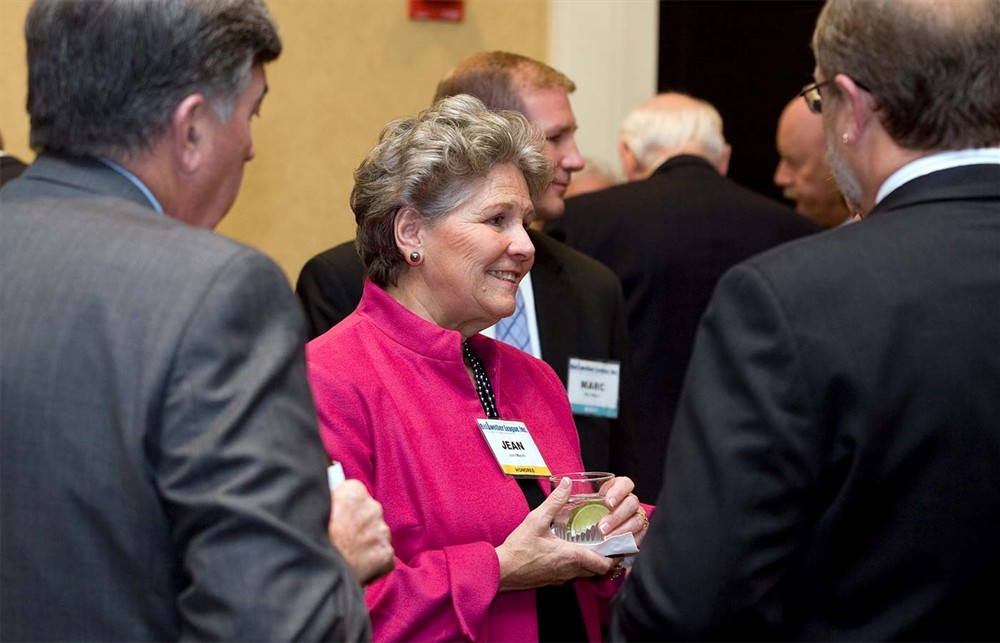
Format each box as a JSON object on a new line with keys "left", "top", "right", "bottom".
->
{"left": 774, "top": 96, "right": 852, "bottom": 227}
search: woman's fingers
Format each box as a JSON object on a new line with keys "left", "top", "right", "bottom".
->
{"left": 599, "top": 491, "right": 642, "bottom": 536}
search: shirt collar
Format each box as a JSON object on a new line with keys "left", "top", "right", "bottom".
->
{"left": 98, "top": 158, "right": 164, "bottom": 214}
{"left": 876, "top": 147, "right": 1000, "bottom": 205}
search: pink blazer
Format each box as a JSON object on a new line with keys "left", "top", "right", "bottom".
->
{"left": 308, "top": 282, "right": 623, "bottom": 641}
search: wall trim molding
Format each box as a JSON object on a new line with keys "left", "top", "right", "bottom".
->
{"left": 548, "top": 0, "right": 658, "bottom": 179}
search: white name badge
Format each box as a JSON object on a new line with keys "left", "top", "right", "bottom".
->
{"left": 476, "top": 419, "right": 551, "bottom": 477}
{"left": 567, "top": 358, "right": 621, "bottom": 418}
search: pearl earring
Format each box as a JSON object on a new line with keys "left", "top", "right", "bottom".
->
{"left": 409, "top": 251, "right": 421, "bottom": 263}
{"left": 842, "top": 132, "right": 850, "bottom": 144}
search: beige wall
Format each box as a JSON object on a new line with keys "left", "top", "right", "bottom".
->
{"left": 0, "top": 2, "right": 31, "bottom": 161}
{"left": 0, "top": 0, "right": 547, "bottom": 283}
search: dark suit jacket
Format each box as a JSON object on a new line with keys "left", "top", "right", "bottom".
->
{"left": 0, "top": 155, "right": 370, "bottom": 641}
{"left": 0, "top": 153, "right": 28, "bottom": 185}
{"left": 296, "top": 239, "right": 365, "bottom": 339}
{"left": 296, "top": 228, "right": 640, "bottom": 478}
{"left": 549, "top": 155, "right": 820, "bottom": 497}
{"left": 613, "top": 164, "right": 1000, "bottom": 640}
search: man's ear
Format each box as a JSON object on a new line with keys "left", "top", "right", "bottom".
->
{"left": 833, "top": 73, "right": 876, "bottom": 144}
{"left": 171, "top": 94, "right": 209, "bottom": 175}
{"left": 394, "top": 206, "right": 424, "bottom": 257}
{"left": 618, "top": 140, "right": 642, "bottom": 182}
{"left": 716, "top": 143, "right": 732, "bottom": 176}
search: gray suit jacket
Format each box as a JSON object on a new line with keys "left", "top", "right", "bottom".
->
{"left": 613, "top": 164, "right": 1000, "bottom": 640}
{"left": 296, "top": 229, "right": 640, "bottom": 479}
{"left": 0, "top": 155, "right": 370, "bottom": 641}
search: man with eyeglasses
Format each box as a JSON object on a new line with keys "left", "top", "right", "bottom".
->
{"left": 613, "top": 0, "right": 1000, "bottom": 639}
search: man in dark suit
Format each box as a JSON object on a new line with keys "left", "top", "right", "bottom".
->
{"left": 297, "top": 238, "right": 366, "bottom": 338}
{"left": 0, "top": 130, "right": 29, "bottom": 186}
{"left": 613, "top": 0, "right": 1000, "bottom": 639}
{"left": 297, "top": 52, "right": 639, "bottom": 481}
{"left": 0, "top": 1, "right": 390, "bottom": 640}
{"left": 549, "top": 92, "right": 819, "bottom": 497}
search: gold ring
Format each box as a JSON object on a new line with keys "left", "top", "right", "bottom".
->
{"left": 636, "top": 507, "right": 649, "bottom": 531}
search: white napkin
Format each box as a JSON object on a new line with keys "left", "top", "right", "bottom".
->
{"left": 327, "top": 462, "right": 345, "bottom": 490}
{"left": 581, "top": 531, "right": 639, "bottom": 564}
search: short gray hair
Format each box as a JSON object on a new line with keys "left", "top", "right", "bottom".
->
{"left": 352, "top": 94, "right": 552, "bottom": 288}
{"left": 620, "top": 93, "right": 727, "bottom": 170}
{"left": 813, "top": 0, "right": 1000, "bottom": 151}
{"left": 26, "top": 0, "right": 281, "bottom": 160}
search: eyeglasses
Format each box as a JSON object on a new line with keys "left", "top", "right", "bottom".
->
{"left": 799, "top": 80, "right": 831, "bottom": 114}
{"left": 799, "top": 78, "right": 871, "bottom": 114}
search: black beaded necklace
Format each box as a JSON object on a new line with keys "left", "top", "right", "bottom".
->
{"left": 463, "top": 339, "right": 499, "bottom": 420}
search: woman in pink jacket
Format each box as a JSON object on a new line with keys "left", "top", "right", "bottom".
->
{"left": 307, "top": 95, "right": 650, "bottom": 642}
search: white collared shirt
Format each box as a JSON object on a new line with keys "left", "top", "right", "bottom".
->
{"left": 876, "top": 147, "right": 1000, "bottom": 206}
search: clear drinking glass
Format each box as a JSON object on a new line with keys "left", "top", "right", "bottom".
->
{"left": 548, "top": 471, "right": 615, "bottom": 544}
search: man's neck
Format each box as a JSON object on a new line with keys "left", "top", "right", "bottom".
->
{"left": 643, "top": 148, "right": 717, "bottom": 179}
{"left": 856, "top": 135, "right": 929, "bottom": 213}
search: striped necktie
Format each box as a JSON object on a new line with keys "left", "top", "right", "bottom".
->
{"left": 495, "top": 287, "right": 530, "bottom": 352}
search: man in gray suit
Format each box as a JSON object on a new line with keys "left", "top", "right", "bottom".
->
{"left": 613, "top": 0, "right": 1000, "bottom": 639}
{"left": 0, "top": 1, "right": 390, "bottom": 640}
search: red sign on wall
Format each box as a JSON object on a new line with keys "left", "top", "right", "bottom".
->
{"left": 409, "top": 0, "right": 464, "bottom": 22}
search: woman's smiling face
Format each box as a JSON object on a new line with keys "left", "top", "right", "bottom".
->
{"left": 418, "top": 163, "right": 536, "bottom": 335}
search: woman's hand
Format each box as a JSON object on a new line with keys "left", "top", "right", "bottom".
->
{"left": 495, "top": 478, "right": 616, "bottom": 593}
{"left": 596, "top": 476, "right": 650, "bottom": 548}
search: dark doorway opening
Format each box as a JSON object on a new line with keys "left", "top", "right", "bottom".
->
{"left": 658, "top": 0, "right": 823, "bottom": 202}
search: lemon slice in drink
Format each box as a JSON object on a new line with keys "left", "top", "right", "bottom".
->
{"left": 567, "top": 502, "right": 610, "bottom": 536}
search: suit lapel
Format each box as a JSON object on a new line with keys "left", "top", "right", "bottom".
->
{"left": 527, "top": 228, "right": 573, "bottom": 383}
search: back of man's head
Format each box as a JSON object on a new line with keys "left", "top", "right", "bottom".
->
{"left": 813, "top": 0, "right": 1000, "bottom": 151}
{"left": 26, "top": 0, "right": 281, "bottom": 162}
{"left": 619, "top": 93, "right": 729, "bottom": 179}
{"left": 432, "top": 51, "right": 575, "bottom": 111}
